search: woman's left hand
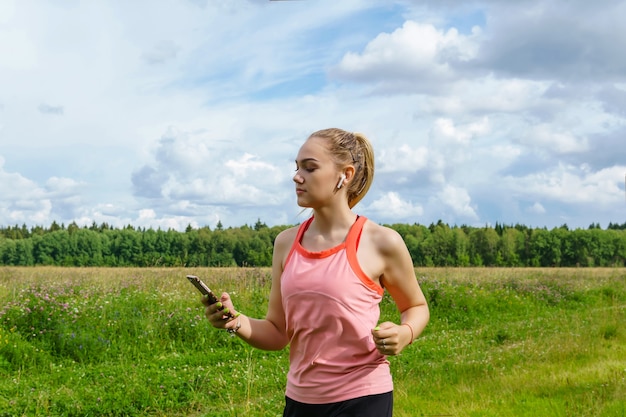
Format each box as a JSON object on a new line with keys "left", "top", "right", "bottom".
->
{"left": 371, "top": 321, "right": 410, "bottom": 356}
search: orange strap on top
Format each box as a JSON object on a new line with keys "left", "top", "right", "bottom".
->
{"left": 345, "top": 216, "right": 384, "bottom": 295}
{"left": 284, "top": 217, "right": 314, "bottom": 268}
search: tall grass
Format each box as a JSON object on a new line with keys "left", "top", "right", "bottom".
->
{"left": 0, "top": 267, "right": 624, "bottom": 416}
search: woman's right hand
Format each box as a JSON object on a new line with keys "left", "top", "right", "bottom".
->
{"left": 202, "top": 292, "right": 239, "bottom": 329}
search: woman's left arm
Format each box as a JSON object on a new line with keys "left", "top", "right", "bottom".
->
{"left": 371, "top": 226, "right": 430, "bottom": 355}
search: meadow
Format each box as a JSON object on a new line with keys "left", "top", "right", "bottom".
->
{"left": 0, "top": 267, "right": 624, "bottom": 416}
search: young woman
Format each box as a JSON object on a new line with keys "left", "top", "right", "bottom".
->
{"left": 204, "top": 128, "right": 429, "bottom": 416}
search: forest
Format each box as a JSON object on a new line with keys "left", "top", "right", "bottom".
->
{"left": 1, "top": 219, "right": 625, "bottom": 268}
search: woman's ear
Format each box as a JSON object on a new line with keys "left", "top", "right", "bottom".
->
{"left": 344, "top": 165, "right": 356, "bottom": 183}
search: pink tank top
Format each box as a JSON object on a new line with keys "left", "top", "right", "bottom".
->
{"left": 281, "top": 216, "right": 393, "bottom": 404}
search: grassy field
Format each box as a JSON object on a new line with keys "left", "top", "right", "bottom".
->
{"left": 0, "top": 267, "right": 624, "bottom": 416}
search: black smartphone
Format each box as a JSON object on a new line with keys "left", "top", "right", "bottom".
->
{"left": 186, "top": 275, "right": 235, "bottom": 319}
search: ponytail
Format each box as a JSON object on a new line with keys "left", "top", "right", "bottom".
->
{"left": 348, "top": 132, "right": 374, "bottom": 208}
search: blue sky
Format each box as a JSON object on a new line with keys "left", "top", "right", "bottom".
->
{"left": 1, "top": 0, "right": 625, "bottom": 231}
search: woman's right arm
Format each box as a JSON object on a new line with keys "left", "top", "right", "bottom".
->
{"left": 204, "top": 228, "right": 294, "bottom": 351}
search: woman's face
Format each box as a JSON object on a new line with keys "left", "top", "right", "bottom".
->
{"left": 293, "top": 136, "right": 341, "bottom": 208}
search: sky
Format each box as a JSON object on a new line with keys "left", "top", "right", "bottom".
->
{"left": 1, "top": 0, "right": 625, "bottom": 232}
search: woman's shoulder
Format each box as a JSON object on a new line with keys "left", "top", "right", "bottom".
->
{"left": 274, "top": 224, "right": 301, "bottom": 249}
{"left": 276, "top": 225, "right": 299, "bottom": 240}
{"left": 273, "top": 225, "right": 302, "bottom": 268}
{"left": 362, "top": 219, "right": 406, "bottom": 255}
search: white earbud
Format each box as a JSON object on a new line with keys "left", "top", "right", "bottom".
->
{"left": 337, "top": 173, "right": 346, "bottom": 189}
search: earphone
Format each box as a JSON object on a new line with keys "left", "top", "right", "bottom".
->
{"left": 337, "top": 173, "right": 346, "bottom": 189}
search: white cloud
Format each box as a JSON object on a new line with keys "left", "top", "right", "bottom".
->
{"left": 45, "top": 177, "right": 84, "bottom": 195}
{"left": 427, "top": 76, "right": 550, "bottom": 115}
{"left": 366, "top": 191, "right": 423, "bottom": 221}
{"left": 436, "top": 184, "right": 479, "bottom": 221}
{"left": 138, "top": 208, "right": 156, "bottom": 220}
{"left": 430, "top": 116, "right": 490, "bottom": 145}
{"left": 528, "top": 202, "right": 546, "bottom": 214}
{"left": 509, "top": 164, "right": 626, "bottom": 206}
{"left": 0, "top": 168, "right": 51, "bottom": 225}
{"left": 333, "top": 20, "right": 480, "bottom": 92}
{"left": 521, "top": 124, "right": 589, "bottom": 154}
{"left": 0, "top": 160, "right": 42, "bottom": 201}
{"left": 131, "top": 133, "right": 297, "bottom": 222}
{"left": 225, "top": 153, "right": 282, "bottom": 181}
{"left": 378, "top": 145, "right": 430, "bottom": 173}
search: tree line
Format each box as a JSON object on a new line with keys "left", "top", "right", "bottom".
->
{"left": 1, "top": 220, "right": 625, "bottom": 267}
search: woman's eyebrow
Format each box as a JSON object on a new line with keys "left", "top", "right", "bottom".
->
{"left": 295, "top": 158, "right": 319, "bottom": 164}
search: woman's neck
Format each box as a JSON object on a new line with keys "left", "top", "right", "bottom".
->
{"left": 310, "top": 206, "right": 357, "bottom": 234}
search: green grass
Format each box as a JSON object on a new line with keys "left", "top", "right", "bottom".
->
{"left": 0, "top": 267, "right": 624, "bottom": 416}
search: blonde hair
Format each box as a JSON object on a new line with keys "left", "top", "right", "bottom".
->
{"left": 308, "top": 128, "right": 375, "bottom": 208}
